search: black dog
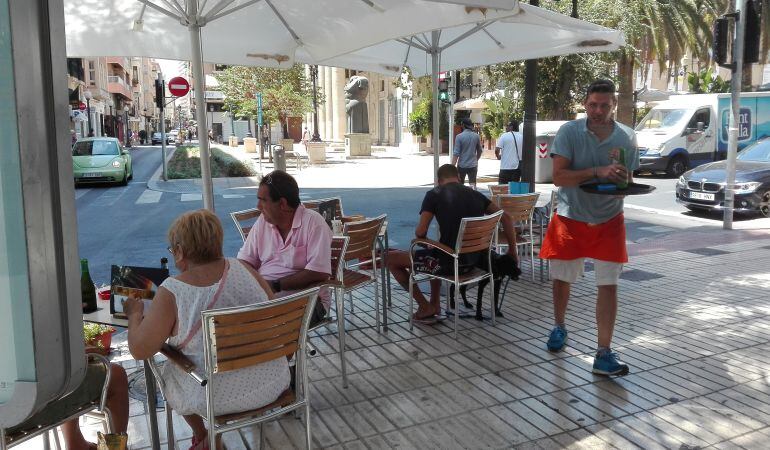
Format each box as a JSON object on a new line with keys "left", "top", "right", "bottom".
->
{"left": 449, "top": 252, "right": 521, "bottom": 320}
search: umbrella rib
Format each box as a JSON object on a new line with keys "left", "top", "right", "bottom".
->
{"left": 207, "top": 0, "right": 262, "bottom": 22}
{"left": 265, "top": 0, "right": 302, "bottom": 45}
{"left": 396, "top": 37, "right": 428, "bottom": 53}
{"left": 481, "top": 27, "right": 503, "bottom": 49}
{"left": 439, "top": 20, "right": 495, "bottom": 51}
{"left": 358, "top": 0, "right": 385, "bottom": 12}
{"left": 158, "top": 0, "right": 185, "bottom": 17}
{"left": 414, "top": 34, "right": 431, "bottom": 49}
{"left": 205, "top": 0, "right": 238, "bottom": 20}
{"left": 136, "top": 0, "right": 183, "bottom": 21}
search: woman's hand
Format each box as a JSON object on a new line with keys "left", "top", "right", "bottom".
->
{"left": 123, "top": 295, "right": 144, "bottom": 319}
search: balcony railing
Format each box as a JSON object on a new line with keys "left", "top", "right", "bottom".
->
{"left": 106, "top": 57, "right": 129, "bottom": 70}
{"left": 107, "top": 76, "right": 131, "bottom": 99}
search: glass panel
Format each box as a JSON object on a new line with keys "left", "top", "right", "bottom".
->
{"left": 72, "top": 139, "right": 119, "bottom": 156}
{"left": 0, "top": 0, "right": 34, "bottom": 404}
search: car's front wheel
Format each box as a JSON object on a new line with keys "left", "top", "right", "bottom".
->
{"left": 760, "top": 190, "right": 770, "bottom": 218}
{"left": 119, "top": 169, "right": 128, "bottom": 186}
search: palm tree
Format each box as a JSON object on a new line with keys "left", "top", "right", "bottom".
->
{"left": 585, "top": 0, "right": 727, "bottom": 124}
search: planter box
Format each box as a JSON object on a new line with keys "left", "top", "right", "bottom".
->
{"left": 345, "top": 133, "right": 371, "bottom": 156}
{"left": 279, "top": 138, "right": 295, "bottom": 152}
{"left": 306, "top": 142, "right": 326, "bottom": 163}
{"left": 243, "top": 137, "right": 257, "bottom": 153}
{"left": 228, "top": 135, "right": 238, "bottom": 147}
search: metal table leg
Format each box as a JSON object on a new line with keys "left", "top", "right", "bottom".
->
{"left": 378, "top": 230, "right": 390, "bottom": 332}
{"left": 143, "top": 360, "right": 161, "bottom": 450}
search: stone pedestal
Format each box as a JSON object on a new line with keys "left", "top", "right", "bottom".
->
{"left": 280, "top": 138, "right": 295, "bottom": 152}
{"left": 228, "top": 135, "right": 238, "bottom": 147}
{"left": 307, "top": 142, "right": 326, "bottom": 163}
{"left": 243, "top": 137, "right": 257, "bottom": 153}
{"left": 345, "top": 133, "right": 371, "bottom": 157}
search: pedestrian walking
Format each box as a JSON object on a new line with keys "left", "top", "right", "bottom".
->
{"left": 495, "top": 120, "right": 523, "bottom": 184}
{"left": 301, "top": 127, "right": 310, "bottom": 149}
{"left": 539, "top": 79, "right": 639, "bottom": 376}
{"left": 452, "top": 117, "right": 483, "bottom": 188}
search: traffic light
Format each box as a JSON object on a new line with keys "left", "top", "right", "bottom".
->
{"left": 744, "top": 0, "right": 760, "bottom": 64}
{"left": 155, "top": 79, "right": 164, "bottom": 109}
{"left": 438, "top": 79, "right": 449, "bottom": 103}
{"left": 713, "top": 17, "right": 730, "bottom": 67}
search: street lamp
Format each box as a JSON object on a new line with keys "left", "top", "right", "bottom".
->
{"left": 84, "top": 89, "right": 93, "bottom": 136}
{"left": 309, "top": 65, "right": 321, "bottom": 142}
{"left": 123, "top": 105, "right": 130, "bottom": 147}
{"left": 107, "top": 97, "right": 114, "bottom": 137}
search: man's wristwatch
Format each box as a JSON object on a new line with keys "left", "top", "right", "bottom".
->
{"left": 271, "top": 279, "right": 281, "bottom": 292}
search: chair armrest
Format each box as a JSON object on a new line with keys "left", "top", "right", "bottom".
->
{"left": 160, "top": 344, "right": 208, "bottom": 386}
{"left": 86, "top": 353, "right": 112, "bottom": 412}
{"left": 409, "top": 237, "right": 455, "bottom": 257}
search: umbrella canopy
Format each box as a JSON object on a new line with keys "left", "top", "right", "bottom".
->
{"left": 64, "top": 0, "right": 520, "bottom": 210}
{"left": 453, "top": 97, "right": 488, "bottom": 110}
{"left": 312, "top": 3, "right": 623, "bottom": 76}
{"left": 311, "top": 3, "right": 624, "bottom": 182}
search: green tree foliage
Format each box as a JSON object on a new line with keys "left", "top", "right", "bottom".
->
{"left": 214, "top": 65, "right": 320, "bottom": 136}
{"left": 480, "top": 93, "right": 515, "bottom": 141}
{"left": 687, "top": 67, "right": 730, "bottom": 93}
{"left": 408, "top": 86, "right": 449, "bottom": 139}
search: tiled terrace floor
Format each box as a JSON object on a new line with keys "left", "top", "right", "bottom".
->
{"left": 28, "top": 233, "right": 770, "bottom": 449}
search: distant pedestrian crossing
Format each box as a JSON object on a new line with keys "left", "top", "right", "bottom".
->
{"left": 75, "top": 187, "right": 246, "bottom": 205}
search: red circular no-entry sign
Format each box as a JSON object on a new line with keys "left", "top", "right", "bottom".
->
{"left": 78, "top": 102, "right": 87, "bottom": 111}
{"left": 168, "top": 77, "right": 190, "bottom": 97}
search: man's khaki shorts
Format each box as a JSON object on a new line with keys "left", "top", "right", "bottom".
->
{"left": 550, "top": 258, "right": 623, "bottom": 286}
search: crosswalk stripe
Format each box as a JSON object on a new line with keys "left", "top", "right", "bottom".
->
{"left": 222, "top": 194, "right": 245, "bottom": 199}
{"left": 181, "top": 193, "right": 202, "bottom": 202}
{"left": 74, "top": 189, "right": 90, "bottom": 199}
{"left": 136, "top": 190, "right": 162, "bottom": 204}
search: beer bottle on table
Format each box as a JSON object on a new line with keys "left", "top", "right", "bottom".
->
{"left": 81, "top": 258, "right": 97, "bottom": 313}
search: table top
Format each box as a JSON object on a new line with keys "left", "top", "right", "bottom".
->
{"left": 83, "top": 300, "right": 128, "bottom": 327}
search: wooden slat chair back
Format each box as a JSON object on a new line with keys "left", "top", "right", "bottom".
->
{"left": 343, "top": 215, "right": 386, "bottom": 262}
{"left": 230, "top": 207, "right": 261, "bottom": 242}
{"left": 200, "top": 287, "right": 320, "bottom": 450}
{"left": 496, "top": 193, "right": 540, "bottom": 280}
{"left": 301, "top": 197, "right": 344, "bottom": 220}
{"left": 408, "top": 210, "right": 503, "bottom": 339}
{"left": 488, "top": 184, "right": 509, "bottom": 206}
{"left": 330, "top": 236, "right": 348, "bottom": 282}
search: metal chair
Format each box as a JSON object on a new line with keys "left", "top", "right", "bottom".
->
{"left": 1, "top": 354, "right": 113, "bottom": 450}
{"left": 200, "top": 287, "right": 320, "bottom": 450}
{"left": 488, "top": 184, "right": 509, "bottom": 206}
{"left": 408, "top": 210, "right": 503, "bottom": 339}
{"left": 307, "top": 236, "right": 350, "bottom": 388}
{"left": 229, "top": 207, "right": 261, "bottom": 242}
{"left": 340, "top": 215, "right": 387, "bottom": 333}
{"left": 495, "top": 193, "right": 540, "bottom": 281}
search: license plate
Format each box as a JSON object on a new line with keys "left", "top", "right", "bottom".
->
{"left": 689, "top": 191, "right": 714, "bottom": 201}
{"left": 82, "top": 172, "right": 101, "bottom": 178}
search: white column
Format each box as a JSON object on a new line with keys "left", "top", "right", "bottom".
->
{"left": 332, "top": 68, "right": 346, "bottom": 141}
{"left": 317, "top": 66, "right": 326, "bottom": 140}
{"left": 324, "top": 66, "right": 333, "bottom": 140}
{"left": 331, "top": 68, "right": 341, "bottom": 141}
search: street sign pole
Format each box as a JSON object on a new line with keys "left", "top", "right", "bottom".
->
{"left": 724, "top": 0, "right": 747, "bottom": 230}
{"left": 158, "top": 73, "right": 168, "bottom": 181}
{"left": 257, "top": 92, "right": 263, "bottom": 174}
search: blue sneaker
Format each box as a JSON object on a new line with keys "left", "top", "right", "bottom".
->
{"left": 546, "top": 325, "right": 567, "bottom": 352}
{"left": 592, "top": 350, "right": 629, "bottom": 376}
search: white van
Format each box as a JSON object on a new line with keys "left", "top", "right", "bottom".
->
{"left": 634, "top": 92, "right": 770, "bottom": 177}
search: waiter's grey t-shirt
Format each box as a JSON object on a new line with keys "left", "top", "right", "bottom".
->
{"left": 551, "top": 118, "right": 639, "bottom": 224}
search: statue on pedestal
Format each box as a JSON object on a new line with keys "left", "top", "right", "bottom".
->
{"left": 344, "top": 75, "right": 369, "bottom": 134}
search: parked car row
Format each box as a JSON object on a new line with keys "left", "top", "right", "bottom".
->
{"left": 150, "top": 132, "right": 175, "bottom": 145}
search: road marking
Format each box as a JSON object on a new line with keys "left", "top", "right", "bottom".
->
{"left": 222, "top": 194, "right": 245, "bottom": 199}
{"left": 136, "top": 190, "right": 162, "bottom": 204}
{"left": 74, "top": 189, "right": 90, "bottom": 199}
{"left": 637, "top": 225, "right": 675, "bottom": 233}
{"left": 624, "top": 204, "right": 717, "bottom": 224}
{"left": 181, "top": 193, "right": 202, "bottom": 202}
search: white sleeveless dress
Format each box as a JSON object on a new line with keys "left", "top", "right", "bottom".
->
{"left": 160, "top": 258, "right": 290, "bottom": 416}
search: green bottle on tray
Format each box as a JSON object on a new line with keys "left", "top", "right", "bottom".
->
{"left": 81, "top": 258, "right": 97, "bottom": 313}
{"left": 616, "top": 147, "right": 628, "bottom": 190}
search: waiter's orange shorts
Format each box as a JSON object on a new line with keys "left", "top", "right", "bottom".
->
{"left": 539, "top": 213, "right": 628, "bottom": 263}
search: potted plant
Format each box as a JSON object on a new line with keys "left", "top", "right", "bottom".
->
{"left": 83, "top": 323, "right": 116, "bottom": 355}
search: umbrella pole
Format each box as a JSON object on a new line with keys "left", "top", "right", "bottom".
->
{"left": 189, "top": 3, "right": 215, "bottom": 211}
{"left": 431, "top": 31, "right": 440, "bottom": 185}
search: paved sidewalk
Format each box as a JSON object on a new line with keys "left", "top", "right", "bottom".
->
{"left": 38, "top": 143, "right": 770, "bottom": 449}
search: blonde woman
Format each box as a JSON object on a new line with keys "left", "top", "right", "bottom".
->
{"left": 124, "top": 210, "right": 289, "bottom": 450}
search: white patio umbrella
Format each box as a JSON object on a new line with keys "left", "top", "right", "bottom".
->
{"left": 64, "top": 0, "right": 519, "bottom": 210}
{"left": 311, "top": 3, "right": 625, "bottom": 181}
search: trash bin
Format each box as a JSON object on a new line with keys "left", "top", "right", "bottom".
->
{"left": 273, "top": 145, "right": 286, "bottom": 172}
{"left": 533, "top": 121, "right": 567, "bottom": 183}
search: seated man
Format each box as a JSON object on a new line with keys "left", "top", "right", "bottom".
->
{"left": 237, "top": 170, "right": 333, "bottom": 326}
{"left": 387, "top": 164, "right": 518, "bottom": 320}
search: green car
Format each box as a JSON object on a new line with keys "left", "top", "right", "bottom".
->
{"left": 72, "top": 138, "right": 133, "bottom": 186}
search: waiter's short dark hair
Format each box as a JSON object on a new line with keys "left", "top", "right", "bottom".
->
{"left": 507, "top": 120, "right": 520, "bottom": 131}
{"left": 437, "top": 164, "right": 459, "bottom": 181}
{"left": 585, "top": 79, "right": 616, "bottom": 97}
{"left": 260, "top": 170, "right": 301, "bottom": 208}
